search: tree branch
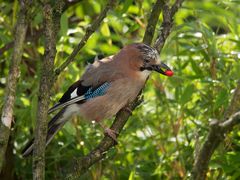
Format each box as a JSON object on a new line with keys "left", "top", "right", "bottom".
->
{"left": 0, "top": 42, "right": 14, "bottom": 56}
{"left": 32, "top": 1, "right": 64, "bottom": 179}
{"left": 224, "top": 80, "right": 240, "bottom": 119}
{"left": 65, "top": 97, "right": 143, "bottom": 179}
{"left": 0, "top": 0, "right": 30, "bottom": 172}
{"left": 154, "top": 0, "right": 184, "bottom": 53}
{"left": 54, "top": 0, "right": 117, "bottom": 76}
{"left": 143, "top": 0, "right": 164, "bottom": 45}
{"left": 192, "top": 80, "right": 240, "bottom": 180}
{"left": 65, "top": 0, "right": 184, "bottom": 178}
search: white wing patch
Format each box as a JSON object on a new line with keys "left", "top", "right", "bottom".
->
{"left": 48, "top": 95, "right": 86, "bottom": 114}
{"left": 70, "top": 88, "right": 78, "bottom": 99}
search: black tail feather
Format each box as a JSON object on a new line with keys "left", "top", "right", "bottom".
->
{"left": 21, "top": 108, "right": 67, "bottom": 157}
{"left": 21, "top": 138, "right": 34, "bottom": 157}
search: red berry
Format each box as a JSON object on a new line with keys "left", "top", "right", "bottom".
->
{"left": 165, "top": 70, "right": 174, "bottom": 76}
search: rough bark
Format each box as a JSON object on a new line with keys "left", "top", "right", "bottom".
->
{"left": 224, "top": 80, "right": 240, "bottom": 118}
{"left": 64, "top": 0, "right": 184, "bottom": 178}
{"left": 32, "top": 0, "right": 115, "bottom": 179}
{"left": 32, "top": 1, "right": 63, "bottom": 179}
{"left": 192, "top": 80, "right": 240, "bottom": 180}
{"left": 0, "top": 0, "right": 30, "bottom": 172}
{"left": 143, "top": 0, "right": 164, "bottom": 45}
{"left": 65, "top": 98, "right": 143, "bottom": 179}
{"left": 154, "top": 0, "right": 184, "bottom": 52}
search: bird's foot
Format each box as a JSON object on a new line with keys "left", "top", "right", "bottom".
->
{"left": 123, "top": 107, "right": 132, "bottom": 115}
{"left": 104, "top": 128, "right": 118, "bottom": 144}
{"left": 98, "top": 122, "right": 118, "bottom": 144}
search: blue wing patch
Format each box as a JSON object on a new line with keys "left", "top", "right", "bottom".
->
{"left": 48, "top": 82, "right": 110, "bottom": 114}
{"left": 84, "top": 82, "right": 110, "bottom": 100}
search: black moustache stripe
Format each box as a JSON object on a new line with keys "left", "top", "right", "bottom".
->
{"left": 140, "top": 67, "right": 153, "bottom": 71}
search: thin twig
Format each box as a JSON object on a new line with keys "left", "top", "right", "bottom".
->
{"left": 0, "top": 42, "right": 14, "bottom": 55}
{"left": 224, "top": 80, "right": 240, "bottom": 119}
{"left": 220, "top": 111, "right": 240, "bottom": 132}
{"left": 54, "top": 0, "right": 117, "bottom": 76}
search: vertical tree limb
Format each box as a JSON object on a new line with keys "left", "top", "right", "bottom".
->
{"left": 32, "top": 1, "right": 64, "bottom": 179}
{"left": 154, "top": 0, "right": 184, "bottom": 53}
{"left": 65, "top": 0, "right": 184, "bottom": 178}
{"left": 143, "top": 0, "right": 164, "bottom": 45}
{"left": 0, "top": 0, "right": 30, "bottom": 172}
{"left": 32, "top": 0, "right": 116, "bottom": 178}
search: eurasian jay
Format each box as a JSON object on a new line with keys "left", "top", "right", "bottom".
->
{"left": 22, "top": 43, "right": 173, "bottom": 157}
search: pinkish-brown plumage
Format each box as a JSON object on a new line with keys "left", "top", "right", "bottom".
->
{"left": 22, "top": 43, "right": 173, "bottom": 157}
{"left": 79, "top": 44, "right": 148, "bottom": 121}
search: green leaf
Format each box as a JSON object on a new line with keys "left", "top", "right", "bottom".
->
{"left": 214, "top": 88, "right": 228, "bottom": 110}
{"left": 60, "top": 13, "right": 68, "bottom": 36}
{"left": 128, "top": 169, "right": 135, "bottom": 180}
{"left": 64, "top": 123, "right": 76, "bottom": 136}
{"left": 33, "top": 12, "right": 43, "bottom": 26}
{"left": 190, "top": 59, "right": 203, "bottom": 76}
{"left": 121, "top": 0, "right": 133, "bottom": 13}
{"left": 100, "top": 22, "right": 111, "bottom": 37}
{"left": 180, "top": 84, "right": 195, "bottom": 104}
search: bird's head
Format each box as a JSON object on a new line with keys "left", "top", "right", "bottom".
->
{"left": 123, "top": 43, "right": 174, "bottom": 77}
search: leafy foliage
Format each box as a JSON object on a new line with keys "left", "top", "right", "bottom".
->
{"left": 1, "top": 0, "right": 240, "bottom": 179}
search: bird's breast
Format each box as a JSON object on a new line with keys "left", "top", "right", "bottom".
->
{"left": 78, "top": 78, "right": 143, "bottom": 122}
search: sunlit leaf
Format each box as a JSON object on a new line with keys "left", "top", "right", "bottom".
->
{"left": 60, "top": 13, "right": 68, "bottom": 36}
{"left": 180, "top": 84, "right": 195, "bottom": 104}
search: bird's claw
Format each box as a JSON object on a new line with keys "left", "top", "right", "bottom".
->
{"left": 104, "top": 128, "right": 118, "bottom": 144}
{"left": 123, "top": 107, "right": 132, "bottom": 115}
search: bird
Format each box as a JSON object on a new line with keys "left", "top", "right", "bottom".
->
{"left": 22, "top": 43, "right": 173, "bottom": 157}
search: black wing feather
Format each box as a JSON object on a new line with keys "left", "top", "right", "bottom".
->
{"left": 59, "top": 80, "right": 90, "bottom": 103}
{"left": 48, "top": 80, "right": 109, "bottom": 114}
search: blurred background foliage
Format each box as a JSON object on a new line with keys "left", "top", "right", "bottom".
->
{"left": 0, "top": 0, "right": 240, "bottom": 179}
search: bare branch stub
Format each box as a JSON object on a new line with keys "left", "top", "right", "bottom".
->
{"left": 224, "top": 80, "right": 240, "bottom": 119}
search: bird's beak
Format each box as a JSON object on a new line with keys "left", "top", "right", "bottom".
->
{"left": 152, "top": 62, "right": 174, "bottom": 76}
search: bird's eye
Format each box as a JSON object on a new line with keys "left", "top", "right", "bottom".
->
{"left": 144, "top": 59, "right": 150, "bottom": 63}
